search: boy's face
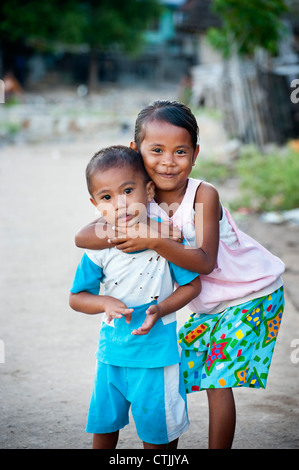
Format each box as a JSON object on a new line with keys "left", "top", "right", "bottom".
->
{"left": 90, "top": 166, "right": 154, "bottom": 228}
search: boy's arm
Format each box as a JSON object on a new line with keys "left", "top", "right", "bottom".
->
{"left": 69, "top": 292, "right": 133, "bottom": 324}
{"left": 70, "top": 251, "right": 133, "bottom": 323}
{"left": 131, "top": 276, "right": 201, "bottom": 335}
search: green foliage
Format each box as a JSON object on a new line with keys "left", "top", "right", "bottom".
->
{"left": 1, "top": 1, "right": 75, "bottom": 42}
{"left": 236, "top": 145, "right": 299, "bottom": 211}
{"left": 207, "top": 0, "right": 288, "bottom": 57}
{"left": 191, "top": 158, "right": 229, "bottom": 183}
{"left": 80, "top": 0, "right": 162, "bottom": 52}
{"left": 0, "top": 0, "right": 162, "bottom": 53}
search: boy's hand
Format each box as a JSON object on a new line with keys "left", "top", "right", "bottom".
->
{"left": 131, "top": 304, "right": 161, "bottom": 335}
{"left": 103, "top": 297, "right": 133, "bottom": 324}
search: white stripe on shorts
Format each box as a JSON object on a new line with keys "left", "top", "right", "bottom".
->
{"left": 164, "top": 363, "right": 189, "bottom": 442}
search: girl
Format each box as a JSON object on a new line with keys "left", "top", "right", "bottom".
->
{"left": 75, "top": 100, "right": 285, "bottom": 449}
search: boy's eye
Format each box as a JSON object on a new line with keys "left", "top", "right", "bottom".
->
{"left": 152, "top": 148, "right": 162, "bottom": 154}
{"left": 102, "top": 195, "right": 111, "bottom": 201}
{"left": 124, "top": 188, "right": 133, "bottom": 194}
{"left": 177, "top": 149, "right": 186, "bottom": 155}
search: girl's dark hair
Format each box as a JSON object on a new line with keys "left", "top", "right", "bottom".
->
{"left": 86, "top": 145, "right": 149, "bottom": 197}
{"left": 134, "top": 100, "right": 199, "bottom": 150}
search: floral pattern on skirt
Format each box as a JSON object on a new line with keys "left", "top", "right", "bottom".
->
{"left": 178, "top": 287, "right": 284, "bottom": 393}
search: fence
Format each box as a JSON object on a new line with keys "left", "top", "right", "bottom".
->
{"left": 191, "top": 58, "right": 299, "bottom": 148}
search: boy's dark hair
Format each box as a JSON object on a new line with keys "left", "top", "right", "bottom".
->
{"left": 134, "top": 100, "right": 199, "bottom": 150}
{"left": 86, "top": 145, "right": 150, "bottom": 197}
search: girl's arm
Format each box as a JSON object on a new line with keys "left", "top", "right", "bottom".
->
{"left": 75, "top": 217, "right": 182, "bottom": 250}
{"left": 75, "top": 218, "right": 116, "bottom": 249}
{"left": 153, "top": 182, "right": 220, "bottom": 274}
{"left": 132, "top": 275, "right": 201, "bottom": 335}
{"left": 113, "top": 182, "right": 220, "bottom": 275}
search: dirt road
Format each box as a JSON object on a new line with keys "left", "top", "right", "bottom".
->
{"left": 0, "top": 87, "right": 298, "bottom": 449}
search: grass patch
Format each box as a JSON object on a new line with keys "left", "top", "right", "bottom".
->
{"left": 235, "top": 144, "right": 299, "bottom": 211}
{"left": 191, "top": 158, "right": 230, "bottom": 183}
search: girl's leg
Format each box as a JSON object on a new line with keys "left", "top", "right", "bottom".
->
{"left": 92, "top": 431, "right": 119, "bottom": 449}
{"left": 206, "top": 388, "right": 236, "bottom": 449}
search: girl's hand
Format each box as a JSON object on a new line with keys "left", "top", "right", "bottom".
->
{"left": 108, "top": 232, "right": 151, "bottom": 253}
{"left": 108, "top": 219, "right": 182, "bottom": 253}
{"left": 103, "top": 296, "right": 134, "bottom": 324}
{"left": 131, "top": 304, "right": 161, "bottom": 335}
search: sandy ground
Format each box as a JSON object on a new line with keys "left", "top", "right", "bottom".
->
{"left": 0, "top": 90, "right": 299, "bottom": 450}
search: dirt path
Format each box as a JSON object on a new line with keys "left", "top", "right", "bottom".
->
{"left": 0, "top": 89, "right": 298, "bottom": 449}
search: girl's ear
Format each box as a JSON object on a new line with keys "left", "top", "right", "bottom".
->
{"left": 130, "top": 141, "right": 138, "bottom": 151}
{"left": 192, "top": 144, "right": 200, "bottom": 166}
{"left": 146, "top": 181, "right": 155, "bottom": 202}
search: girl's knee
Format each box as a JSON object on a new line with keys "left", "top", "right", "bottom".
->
{"left": 207, "top": 387, "right": 233, "bottom": 393}
{"left": 206, "top": 387, "right": 234, "bottom": 400}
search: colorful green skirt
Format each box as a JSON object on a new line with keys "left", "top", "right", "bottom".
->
{"left": 178, "top": 286, "right": 284, "bottom": 393}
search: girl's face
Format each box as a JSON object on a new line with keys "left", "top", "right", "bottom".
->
{"left": 131, "top": 119, "right": 199, "bottom": 195}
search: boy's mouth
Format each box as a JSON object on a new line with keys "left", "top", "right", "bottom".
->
{"left": 117, "top": 213, "right": 133, "bottom": 223}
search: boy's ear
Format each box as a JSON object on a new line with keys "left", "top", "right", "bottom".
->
{"left": 90, "top": 197, "right": 97, "bottom": 207}
{"left": 192, "top": 144, "right": 200, "bottom": 166}
{"left": 146, "top": 180, "right": 155, "bottom": 202}
{"left": 130, "top": 141, "right": 138, "bottom": 151}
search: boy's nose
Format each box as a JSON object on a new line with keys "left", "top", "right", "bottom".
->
{"left": 115, "top": 195, "right": 127, "bottom": 210}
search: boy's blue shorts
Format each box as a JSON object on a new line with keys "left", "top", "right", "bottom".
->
{"left": 85, "top": 361, "right": 189, "bottom": 445}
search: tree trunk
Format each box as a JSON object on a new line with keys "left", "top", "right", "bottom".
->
{"left": 88, "top": 51, "right": 99, "bottom": 91}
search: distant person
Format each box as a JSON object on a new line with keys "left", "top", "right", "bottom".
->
{"left": 69, "top": 145, "right": 201, "bottom": 449}
{"left": 178, "top": 71, "right": 193, "bottom": 106}
{"left": 75, "top": 100, "right": 285, "bottom": 449}
{"left": 3, "top": 71, "right": 23, "bottom": 101}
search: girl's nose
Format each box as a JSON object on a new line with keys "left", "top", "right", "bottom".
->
{"left": 162, "top": 152, "right": 175, "bottom": 165}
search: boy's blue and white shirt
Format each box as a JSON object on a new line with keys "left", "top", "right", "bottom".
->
{"left": 70, "top": 247, "right": 198, "bottom": 368}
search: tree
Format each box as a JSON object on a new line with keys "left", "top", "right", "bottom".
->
{"left": 0, "top": 0, "right": 162, "bottom": 88}
{"left": 207, "top": 0, "right": 288, "bottom": 58}
{"left": 205, "top": 0, "right": 290, "bottom": 147}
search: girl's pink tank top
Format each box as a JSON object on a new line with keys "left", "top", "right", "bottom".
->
{"left": 148, "top": 178, "right": 285, "bottom": 313}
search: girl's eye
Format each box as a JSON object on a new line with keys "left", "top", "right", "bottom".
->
{"left": 152, "top": 148, "right": 162, "bottom": 154}
{"left": 177, "top": 149, "right": 186, "bottom": 155}
{"left": 124, "top": 188, "right": 133, "bottom": 194}
{"left": 102, "top": 195, "right": 111, "bottom": 201}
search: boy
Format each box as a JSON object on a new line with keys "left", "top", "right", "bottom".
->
{"left": 69, "top": 145, "right": 201, "bottom": 449}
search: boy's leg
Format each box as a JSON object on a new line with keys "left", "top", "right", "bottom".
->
{"left": 93, "top": 431, "right": 119, "bottom": 449}
{"left": 168, "top": 438, "right": 179, "bottom": 449}
{"left": 129, "top": 364, "right": 189, "bottom": 446}
{"left": 206, "top": 388, "right": 236, "bottom": 449}
{"left": 86, "top": 362, "right": 130, "bottom": 446}
{"left": 143, "top": 438, "right": 178, "bottom": 449}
